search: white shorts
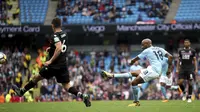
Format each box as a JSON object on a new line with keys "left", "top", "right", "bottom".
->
{"left": 159, "top": 73, "right": 173, "bottom": 86}
{"left": 139, "top": 66, "right": 160, "bottom": 82}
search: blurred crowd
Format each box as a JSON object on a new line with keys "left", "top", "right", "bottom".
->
{"left": 139, "top": 0, "right": 171, "bottom": 19}
{"left": 0, "top": 0, "right": 20, "bottom": 25}
{"left": 1, "top": 45, "right": 200, "bottom": 103}
{"left": 56, "top": 0, "right": 171, "bottom": 23}
{"left": 0, "top": 46, "right": 32, "bottom": 103}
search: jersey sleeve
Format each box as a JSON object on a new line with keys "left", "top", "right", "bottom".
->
{"left": 53, "top": 34, "right": 60, "bottom": 44}
{"left": 178, "top": 49, "right": 181, "bottom": 58}
{"left": 192, "top": 49, "right": 196, "bottom": 58}
{"left": 138, "top": 50, "right": 147, "bottom": 59}
{"left": 159, "top": 47, "right": 168, "bottom": 56}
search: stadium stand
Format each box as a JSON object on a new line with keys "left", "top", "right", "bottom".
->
{"left": 20, "top": 0, "right": 48, "bottom": 24}
{"left": 0, "top": 0, "right": 13, "bottom": 25}
{"left": 175, "top": 0, "right": 200, "bottom": 23}
{"left": 56, "top": 0, "right": 171, "bottom": 24}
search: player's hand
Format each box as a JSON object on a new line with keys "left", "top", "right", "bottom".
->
{"left": 46, "top": 47, "right": 50, "bottom": 52}
{"left": 44, "top": 60, "right": 52, "bottom": 66}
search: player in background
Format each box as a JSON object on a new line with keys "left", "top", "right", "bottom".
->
{"left": 12, "top": 18, "right": 91, "bottom": 107}
{"left": 176, "top": 39, "right": 198, "bottom": 103}
{"left": 101, "top": 39, "right": 173, "bottom": 98}
{"left": 128, "top": 61, "right": 143, "bottom": 106}
{"left": 160, "top": 57, "right": 173, "bottom": 102}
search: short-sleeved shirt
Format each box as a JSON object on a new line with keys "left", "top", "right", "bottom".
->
{"left": 138, "top": 46, "right": 168, "bottom": 74}
{"left": 48, "top": 31, "right": 68, "bottom": 68}
{"left": 178, "top": 48, "right": 196, "bottom": 71}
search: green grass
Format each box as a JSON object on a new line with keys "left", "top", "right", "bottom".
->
{"left": 1, "top": 100, "right": 200, "bottom": 112}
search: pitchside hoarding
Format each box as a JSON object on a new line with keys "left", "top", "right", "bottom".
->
{"left": 1, "top": 23, "right": 200, "bottom": 34}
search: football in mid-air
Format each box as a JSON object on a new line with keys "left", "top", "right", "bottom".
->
{"left": 0, "top": 52, "right": 7, "bottom": 64}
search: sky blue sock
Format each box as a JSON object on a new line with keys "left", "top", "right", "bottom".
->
{"left": 136, "top": 87, "right": 140, "bottom": 101}
{"left": 141, "top": 82, "right": 149, "bottom": 91}
{"left": 114, "top": 72, "right": 132, "bottom": 78}
{"left": 132, "top": 86, "right": 140, "bottom": 102}
{"left": 170, "top": 85, "right": 179, "bottom": 90}
{"left": 161, "top": 86, "right": 167, "bottom": 99}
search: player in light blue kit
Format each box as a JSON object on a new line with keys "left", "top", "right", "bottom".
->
{"left": 160, "top": 57, "right": 179, "bottom": 102}
{"left": 101, "top": 38, "right": 173, "bottom": 105}
{"left": 160, "top": 57, "right": 172, "bottom": 102}
{"left": 128, "top": 61, "right": 143, "bottom": 106}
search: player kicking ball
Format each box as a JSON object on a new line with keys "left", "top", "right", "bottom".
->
{"left": 101, "top": 38, "right": 173, "bottom": 106}
{"left": 107, "top": 61, "right": 143, "bottom": 106}
{"left": 12, "top": 18, "right": 91, "bottom": 107}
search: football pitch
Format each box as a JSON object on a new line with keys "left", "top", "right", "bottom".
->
{"left": 1, "top": 100, "right": 200, "bottom": 112}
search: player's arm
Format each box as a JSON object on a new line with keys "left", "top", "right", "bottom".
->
{"left": 176, "top": 58, "right": 180, "bottom": 73}
{"left": 130, "top": 56, "right": 140, "bottom": 65}
{"left": 165, "top": 52, "right": 173, "bottom": 75}
{"left": 46, "top": 47, "right": 51, "bottom": 52}
{"left": 176, "top": 50, "right": 181, "bottom": 74}
{"left": 49, "top": 42, "right": 62, "bottom": 63}
{"left": 193, "top": 57, "right": 198, "bottom": 74}
{"left": 161, "top": 48, "right": 173, "bottom": 75}
{"left": 130, "top": 50, "right": 146, "bottom": 65}
{"left": 193, "top": 50, "right": 198, "bottom": 74}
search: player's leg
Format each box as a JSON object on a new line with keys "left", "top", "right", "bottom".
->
{"left": 114, "top": 72, "right": 133, "bottom": 78}
{"left": 178, "top": 78, "right": 186, "bottom": 101}
{"left": 62, "top": 82, "right": 82, "bottom": 97}
{"left": 160, "top": 82, "right": 168, "bottom": 102}
{"left": 128, "top": 85, "right": 141, "bottom": 107}
{"left": 57, "top": 68, "right": 91, "bottom": 107}
{"left": 177, "top": 71, "right": 186, "bottom": 101}
{"left": 101, "top": 70, "right": 140, "bottom": 79}
{"left": 159, "top": 76, "right": 168, "bottom": 102}
{"left": 131, "top": 76, "right": 145, "bottom": 86}
{"left": 128, "top": 77, "right": 141, "bottom": 107}
{"left": 12, "top": 75, "right": 43, "bottom": 97}
{"left": 127, "top": 77, "right": 143, "bottom": 107}
{"left": 133, "top": 86, "right": 140, "bottom": 104}
{"left": 166, "top": 73, "right": 179, "bottom": 90}
{"left": 12, "top": 66, "right": 52, "bottom": 97}
{"left": 141, "top": 82, "right": 150, "bottom": 92}
{"left": 187, "top": 80, "right": 193, "bottom": 103}
{"left": 177, "top": 79, "right": 185, "bottom": 93}
{"left": 132, "top": 66, "right": 160, "bottom": 86}
{"left": 62, "top": 82, "right": 91, "bottom": 107}
{"left": 187, "top": 73, "right": 194, "bottom": 103}
{"left": 101, "top": 70, "right": 141, "bottom": 106}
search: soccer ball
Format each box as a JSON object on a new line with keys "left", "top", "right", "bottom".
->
{"left": 0, "top": 52, "right": 7, "bottom": 64}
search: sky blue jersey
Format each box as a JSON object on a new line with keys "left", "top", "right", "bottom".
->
{"left": 138, "top": 46, "right": 168, "bottom": 74}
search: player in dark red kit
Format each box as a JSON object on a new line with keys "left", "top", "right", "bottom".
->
{"left": 176, "top": 39, "right": 198, "bottom": 103}
{"left": 12, "top": 18, "right": 91, "bottom": 107}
